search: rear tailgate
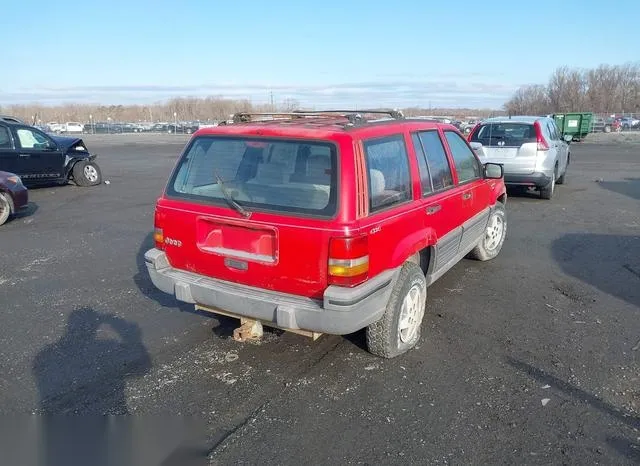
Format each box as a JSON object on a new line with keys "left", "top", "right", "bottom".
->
{"left": 155, "top": 134, "right": 342, "bottom": 299}
{"left": 156, "top": 200, "right": 335, "bottom": 299}
{"left": 470, "top": 122, "right": 538, "bottom": 174}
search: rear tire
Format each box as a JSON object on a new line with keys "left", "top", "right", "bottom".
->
{"left": 366, "top": 262, "right": 427, "bottom": 359}
{"left": 540, "top": 168, "right": 556, "bottom": 200}
{"left": 0, "top": 193, "right": 11, "bottom": 226}
{"left": 468, "top": 204, "right": 507, "bottom": 261}
{"left": 557, "top": 157, "right": 568, "bottom": 185}
{"left": 73, "top": 160, "right": 102, "bottom": 187}
{"left": 556, "top": 170, "right": 566, "bottom": 185}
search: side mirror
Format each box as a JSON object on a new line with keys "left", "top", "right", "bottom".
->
{"left": 484, "top": 162, "right": 503, "bottom": 179}
{"left": 563, "top": 134, "right": 573, "bottom": 143}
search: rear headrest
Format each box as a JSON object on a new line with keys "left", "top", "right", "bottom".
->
{"left": 306, "top": 154, "right": 331, "bottom": 184}
{"left": 254, "top": 162, "right": 287, "bottom": 184}
{"left": 369, "top": 169, "right": 385, "bottom": 197}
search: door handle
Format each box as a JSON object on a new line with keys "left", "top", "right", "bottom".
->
{"left": 426, "top": 204, "right": 441, "bottom": 215}
{"left": 462, "top": 192, "right": 472, "bottom": 200}
{"left": 18, "top": 153, "right": 30, "bottom": 157}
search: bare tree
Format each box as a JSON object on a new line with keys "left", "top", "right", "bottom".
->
{"left": 504, "top": 84, "right": 551, "bottom": 115}
{"left": 507, "top": 62, "right": 640, "bottom": 115}
{"left": 280, "top": 98, "right": 300, "bottom": 112}
{"left": 546, "top": 66, "right": 587, "bottom": 112}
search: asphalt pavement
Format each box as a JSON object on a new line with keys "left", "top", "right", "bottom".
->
{"left": 0, "top": 133, "right": 638, "bottom": 465}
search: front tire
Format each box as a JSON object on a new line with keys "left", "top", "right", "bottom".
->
{"left": 468, "top": 203, "right": 507, "bottom": 261}
{"left": 73, "top": 160, "right": 102, "bottom": 187}
{"left": 366, "top": 262, "right": 427, "bottom": 359}
{"left": 0, "top": 193, "right": 11, "bottom": 226}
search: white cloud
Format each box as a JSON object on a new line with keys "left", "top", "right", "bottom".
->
{"left": 1, "top": 80, "right": 518, "bottom": 109}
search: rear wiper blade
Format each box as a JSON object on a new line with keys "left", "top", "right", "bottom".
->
{"left": 214, "top": 172, "right": 251, "bottom": 218}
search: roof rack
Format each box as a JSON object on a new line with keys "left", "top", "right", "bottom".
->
{"left": 231, "top": 109, "right": 405, "bottom": 125}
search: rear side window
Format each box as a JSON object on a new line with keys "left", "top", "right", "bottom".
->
{"left": 547, "top": 121, "right": 559, "bottom": 140}
{"left": 470, "top": 123, "right": 536, "bottom": 147}
{"left": 411, "top": 133, "right": 432, "bottom": 196}
{"left": 443, "top": 131, "right": 481, "bottom": 183}
{"left": 363, "top": 135, "right": 411, "bottom": 212}
{"left": 167, "top": 136, "right": 338, "bottom": 217}
{"left": 417, "top": 131, "right": 453, "bottom": 191}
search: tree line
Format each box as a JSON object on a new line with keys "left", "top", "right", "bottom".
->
{"left": 1, "top": 96, "right": 500, "bottom": 124}
{"left": 504, "top": 62, "right": 640, "bottom": 116}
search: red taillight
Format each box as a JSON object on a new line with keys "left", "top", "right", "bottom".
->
{"left": 153, "top": 207, "right": 164, "bottom": 250}
{"left": 534, "top": 121, "right": 549, "bottom": 151}
{"left": 328, "top": 235, "right": 369, "bottom": 287}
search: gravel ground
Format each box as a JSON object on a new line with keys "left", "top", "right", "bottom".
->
{"left": 584, "top": 131, "right": 640, "bottom": 145}
{"left": 0, "top": 135, "right": 638, "bottom": 465}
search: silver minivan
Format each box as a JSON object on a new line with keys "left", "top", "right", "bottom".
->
{"left": 468, "top": 116, "right": 571, "bottom": 199}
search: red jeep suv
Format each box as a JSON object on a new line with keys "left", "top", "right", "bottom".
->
{"left": 145, "top": 110, "right": 507, "bottom": 358}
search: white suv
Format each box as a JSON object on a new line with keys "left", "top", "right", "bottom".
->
{"left": 64, "top": 122, "right": 84, "bottom": 133}
{"left": 468, "top": 116, "right": 571, "bottom": 200}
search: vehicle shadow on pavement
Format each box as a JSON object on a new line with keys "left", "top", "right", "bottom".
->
{"left": 506, "top": 357, "right": 640, "bottom": 460}
{"left": 551, "top": 233, "right": 640, "bottom": 308}
{"left": 597, "top": 177, "right": 640, "bottom": 201}
{"left": 134, "top": 232, "right": 239, "bottom": 337}
{"left": 605, "top": 436, "right": 640, "bottom": 462}
{"left": 505, "top": 186, "right": 542, "bottom": 199}
{"left": 12, "top": 202, "right": 38, "bottom": 222}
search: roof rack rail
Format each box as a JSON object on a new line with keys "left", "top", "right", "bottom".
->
{"left": 230, "top": 109, "right": 405, "bottom": 124}
{"left": 294, "top": 109, "right": 405, "bottom": 120}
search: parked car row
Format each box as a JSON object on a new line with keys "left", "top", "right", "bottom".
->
{"left": 77, "top": 121, "right": 204, "bottom": 134}
{"left": 0, "top": 118, "right": 103, "bottom": 225}
{"left": 591, "top": 115, "right": 640, "bottom": 133}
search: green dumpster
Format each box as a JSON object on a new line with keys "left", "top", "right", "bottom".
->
{"left": 552, "top": 112, "right": 593, "bottom": 141}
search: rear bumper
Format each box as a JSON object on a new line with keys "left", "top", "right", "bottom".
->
{"left": 504, "top": 172, "right": 552, "bottom": 188}
{"left": 144, "top": 248, "right": 397, "bottom": 335}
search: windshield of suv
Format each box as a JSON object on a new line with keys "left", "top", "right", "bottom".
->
{"left": 470, "top": 123, "right": 536, "bottom": 147}
{"left": 168, "top": 136, "right": 338, "bottom": 217}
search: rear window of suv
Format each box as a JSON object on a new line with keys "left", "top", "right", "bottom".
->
{"left": 167, "top": 136, "right": 338, "bottom": 217}
{"left": 470, "top": 123, "right": 536, "bottom": 147}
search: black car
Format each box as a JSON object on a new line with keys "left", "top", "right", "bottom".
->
{"left": 84, "top": 122, "right": 123, "bottom": 134}
{"left": 0, "top": 120, "right": 102, "bottom": 187}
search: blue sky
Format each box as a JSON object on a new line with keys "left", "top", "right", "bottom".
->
{"left": 2, "top": 0, "right": 638, "bottom": 109}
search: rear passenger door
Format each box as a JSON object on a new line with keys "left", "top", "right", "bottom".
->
{"left": 548, "top": 120, "right": 568, "bottom": 173}
{"left": 411, "top": 130, "right": 463, "bottom": 278}
{"left": 442, "top": 130, "right": 491, "bottom": 254}
{"left": 359, "top": 134, "right": 423, "bottom": 278}
{"left": 0, "top": 125, "right": 18, "bottom": 173}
